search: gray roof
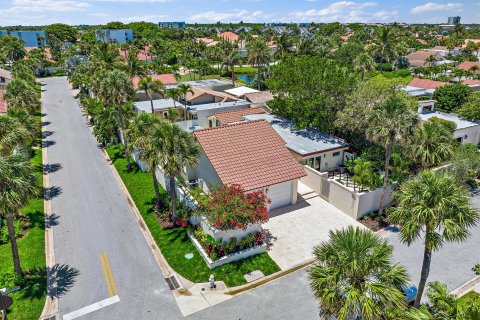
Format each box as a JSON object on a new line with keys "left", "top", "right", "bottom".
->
{"left": 244, "top": 114, "right": 348, "bottom": 155}
{"left": 167, "top": 79, "right": 232, "bottom": 90}
{"left": 133, "top": 98, "right": 183, "bottom": 113}
{"left": 187, "top": 99, "right": 250, "bottom": 113}
{"left": 419, "top": 111, "right": 480, "bottom": 130}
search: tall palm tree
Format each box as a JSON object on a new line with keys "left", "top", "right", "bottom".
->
{"left": 0, "top": 35, "right": 26, "bottom": 62}
{"left": 369, "top": 27, "right": 400, "bottom": 73}
{"left": 176, "top": 84, "right": 194, "bottom": 120}
{"left": 4, "top": 79, "right": 39, "bottom": 114}
{"left": 409, "top": 120, "right": 455, "bottom": 170}
{"left": 354, "top": 53, "right": 376, "bottom": 81}
{"left": 366, "top": 94, "right": 419, "bottom": 215}
{"left": 155, "top": 122, "right": 199, "bottom": 220}
{"left": 274, "top": 33, "right": 294, "bottom": 61}
{"left": 127, "top": 113, "right": 163, "bottom": 206}
{"left": 247, "top": 39, "right": 271, "bottom": 90}
{"left": 124, "top": 46, "right": 146, "bottom": 78}
{"left": 221, "top": 51, "right": 241, "bottom": 87}
{"left": 425, "top": 54, "right": 437, "bottom": 67}
{"left": 0, "top": 154, "right": 38, "bottom": 275}
{"left": 389, "top": 171, "right": 479, "bottom": 307}
{"left": 138, "top": 76, "right": 165, "bottom": 114}
{"left": 309, "top": 226, "right": 410, "bottom": 320}
{"left": 165, "top": 88, "right": 181, "bottom": 113}
{"left": 98, "top": 70, "right": 135, "bottom": 170}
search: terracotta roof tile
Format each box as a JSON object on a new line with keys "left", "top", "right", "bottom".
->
{"left": 245, "top": 91, "right": 274, "bottom": 103}
{"left": 458, "top": 61, "right": 480, "bottom": 73}
{"left": 184, "top": 87, "right": 238, "bottom": 102}
{"left": 218, "top": 32, "right": 239, "bottom": 42}
{"left": 409, "top": 78, "right": 449, "bottom": 90}
{"left": 215, "top": 106, "right": 267, "bottom": 125}
{"left": 463, "top": 79, "right": 480, "bottom": 85}
{"left": 194, "top": 120, "right": 306, "bottom": 191}
{"left": 132, "top": 74, "right": 177, "bottom": 89}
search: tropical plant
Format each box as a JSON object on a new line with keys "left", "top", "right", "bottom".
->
{"left": 389, "top": 171, "right": 479, "bottom": 306}
{"left": 0, "top": 116, "right": 32, "bottom": 156}
{"left": 0, "top": 154, "right": 38, "bottom": 275}
{"left": 352, "top": 158, "right": 381, "bottom": 190}
{"left": 138, "top": 76, "right": 165, "bottom": 114}
{"left": 409, "top": 120, "right": 455, "bottom": 169}
{"left": 432, "top": 84, "right": 473, "bottom": 112}
{"left": 449, "top": 143, "right": 480, "bottom": 185}
{"left": 0, "top": 35, "right": 26, "bottom": 62}
{"left": 176, "top": 84, "right": 194, "bottom": 120}
{"left": 354, "top": 52, "right": 376, "bottom": 81}
{"left": 154, "top": 122, "right": 199, "bottom": 220}
{"left": 221, "top": 51, "right": 241, "bottom": 86}
{"left": 309, "top": 226, "right": 410, "bottom": 320}
{"left": 247, "top": 39, "right": 271, "bottom": 90}
{"left": 369, "top": 27, "right": 403, "bottom": 73}
{"left": 4, "top": 79, "right": 39, "bottom": 114}
{"left": 457, "top": 92, "right": 480, "bottom": 121}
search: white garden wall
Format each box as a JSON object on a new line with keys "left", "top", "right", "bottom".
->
{"left": 200, "top": 217, "right": 262, "bottom": 242}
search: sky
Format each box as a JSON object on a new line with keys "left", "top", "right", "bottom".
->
{"left": 0, "top": 0, "right": 478, "bottom": 27}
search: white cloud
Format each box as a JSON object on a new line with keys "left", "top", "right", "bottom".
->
{"left": 95, "top": 0, "right": 170, "bottom": 2}
{"left": 410, "top": 2, "right": 463, "bottom": 14}
{"left": 190, "top": 9, "right": 272, "bottom": 22}
{"left": 89, "top": 12, "right": 107, "bottom": 17}
{"left": 291, "top": 1, "right": 396, "bottom": 22}
{"left": 120, "top": 14, "right": 168, "bottom": 22}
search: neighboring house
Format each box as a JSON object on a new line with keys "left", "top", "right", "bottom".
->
{"left": 224, "top": 86, "right": 260, "bottom": 98}
{"left": 133, "top": 98, "right": 184, "bottom": 120}
{"left": 182, "top": 87, "right": 239, "bottom": 106}
{"left": 120, "top": 46, "right": 154, "bottom": 62}
{"left": 406, "top": 50, "right": 443, "bottom": 67}
{"left": 0, "top": 30, "right": 8, "bottom": 37}
{"left": 210, "top": 106, "right": 268, "bottom": 126}
{"left": 190, "top": 120, "right": 306, "bottom": 210}
{"left": 133, "top": 74, "right": 177, "bottom": 101}
{"left": 195, "top": 38, "right": 218, "bottom": 47}
{"left": 418, "top": 100, "right": 480, "bottom": 145}
{"left": 96, "top": 29, "right": 133, "bottom": 44}
{"left": 408, "top": 78, "right": 449, "bottom": 90}
{"left": 429, "top": 45, "right": 462, "bottom": 56}
{"left": 244, "top": 91, "right": 274, "bottom": 104}
{"left": 458, "top": 61, "right": 480, "bottom": 73}
{"left": 158, "top": 22, "right": 185, "bottom": 29}
{"left": 169, "top": 79, "right": 233, "bottom": 92}
{"left": 218, "top": 32, "right": 239, "bottom": 43}
{"left": 0, "top": 68, "right": 12, "bottom": 86}
{"left": 9, "top": 30, "right": 46, "bottom": 47}
{"left": 463, "top": 79, "right": 480, "bottom": 87}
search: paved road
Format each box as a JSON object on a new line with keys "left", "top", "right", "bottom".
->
{"left": 42, "top": 77, "right": 181, "bottom": 319}
{"left": 383, "top": 194, "right": 480, "bottom": 293}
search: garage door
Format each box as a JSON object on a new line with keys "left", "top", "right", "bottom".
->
{"left": 268, "top": 181, "right": 293, "bottom": 210}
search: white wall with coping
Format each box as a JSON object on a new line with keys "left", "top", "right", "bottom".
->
{"left": 300, "top": 165, "right": 328, "bottom": 195}
{"left": 188, "top": 232, "right": 267, "bottom": 269}
{"left": 200, "top": 217, "right": 262, "bottom": 242}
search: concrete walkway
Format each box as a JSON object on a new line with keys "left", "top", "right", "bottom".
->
{"left": 264, "top": 187, "right": 365, "bottom": 270}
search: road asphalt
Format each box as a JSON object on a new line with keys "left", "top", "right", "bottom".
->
{"left": 41, "top": 76, "right": 480, "bottom": 320}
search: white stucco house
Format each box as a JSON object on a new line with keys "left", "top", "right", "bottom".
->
{"left": 188, "top": 120, "right": 306, "bottom": 210}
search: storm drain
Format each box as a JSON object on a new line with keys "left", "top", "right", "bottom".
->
{"left": 165, "top": 274, "right": 181, "bottom": 290}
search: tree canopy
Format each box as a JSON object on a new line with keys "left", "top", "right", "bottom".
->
{"left": 432, "top": 84, "right": 473, "bottom": 112}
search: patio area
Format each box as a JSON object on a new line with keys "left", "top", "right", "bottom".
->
{"left": 263, "top": 182, "right": 365, "bottom": 270}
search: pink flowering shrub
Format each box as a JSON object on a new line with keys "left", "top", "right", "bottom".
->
{"left": 206, "top": 184, "right": 270, "bottom": 231}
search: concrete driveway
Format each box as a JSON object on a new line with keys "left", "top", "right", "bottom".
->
{"left": 382, "top": 194, "right": 480, "bottom": 293}
{"left": 264, "top": 185, "right": 365, "bottom": 270}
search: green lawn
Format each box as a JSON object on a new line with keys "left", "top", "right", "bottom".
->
{"left": 106, "top": 146, "right": 280, "bottom": 287}
{"left": 178, "top": 74, "right": 222, "bottom": 82}
{"left": 0, "top": 148, "right": 46, "bottom": 320}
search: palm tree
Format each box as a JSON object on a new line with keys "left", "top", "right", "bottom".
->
{"left": 274, "top": 33, "right": 294, "bottom": 60}
{"left": 98, "top": 70, "right": 135, "bottom": 170}
{"left": 221, "top": 51, "right": 241, "bottom": 87}
{"left": 425, "top": 54, "right": 437, "bottom": 67}
{"left": 155, "top": 122, "right": 199, "bottom": 220}
{"left": 0, "top": 35, "right": 26, "bottom": 62}
{"left": 124, "top": 46, "right": 146, "bottom": 78}
{"left": 389, "top": 171, "right": 479, "bottom": 306}
{"left": 127, "top": 113, "right": 163, "bottom": 206}
{"left": 409, "top": 120, "right": 455, "bottom": 170}
{"left": 138, "top": 76, "right": 165, "bottom": 114}
{"left": 247, "top": 39, "right": 271, "bottom": 90}
{"left": 176, "top": 84, "right": 194, "bottom": 120}
{"left": 354, "top": 53, "right": 376, "bottom": 81}
{"left": 0, "top": 116, "right": 32, "bottom": 156}
{"left": 165, "top": 88, "right": 180, "bottom": 113}
{"left": 0, "top": 154, "right": 38, "bottom": 275}
{"left": 366, "top": 94, "right": 419, "bottom": 215}
{"left": 309, "top": 226, "right": 410, "bottom": 320}
{"left": 369, "top": 27, "right": 400, "bottom": 73}
{"left": 4, "top": 79, "right": 39, "bottom": 114}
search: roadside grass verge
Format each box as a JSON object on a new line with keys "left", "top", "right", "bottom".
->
{"left": 106, "top": 145, "right": 280, "bottom": 287}
{"left": 457, "top": 290, "right": 480, "bottom": 310}
{"left": 0, "top": 148, "right": 46, "bottom": 320}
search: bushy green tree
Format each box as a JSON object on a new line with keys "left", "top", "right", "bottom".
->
{"left": 457, "top": 92, "right": 480, "bottom": 121}
{"left": 432, "top": 84, "right": 473, "bottom": 112}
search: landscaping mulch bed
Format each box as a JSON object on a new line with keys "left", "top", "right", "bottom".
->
{"left": 359, "top": 213, "right": 390, "bottom": 232}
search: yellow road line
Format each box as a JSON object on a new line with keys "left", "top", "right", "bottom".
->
{"left": 103, "top": 253, "right": 118, "bottom": 296}
{"left": 100, "top": 253, "right": 113, "bottom": 297}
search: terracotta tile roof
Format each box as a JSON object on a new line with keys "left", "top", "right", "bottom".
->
{"left": 406, "top": 51, "right": 442, "bottom": 67}
{"left": 417, "top": 39, "right": 427, "bottom": 45}
{"left": 215, "top": 106, "right": 267, "bottom": 125}
{"left": 184, "top": 87, "right": 238, "bottom": 103}
{"left": 132, "top": 74, "right": 177, "bottom": 89}
{"left": 408, "top": 78, "right": 449, "bottom": 90}
{"left": 245, "top": 91, "right": 274, "bottom": 103}
{"left": 431, "top": 45, "right": 460, "bottom": 50}
{"left": 194, "top": 120, "right": 306, "bottom": 191}
{"left": 0, "top": 68, "right": 12, "bottom": 81}
{"left": 196, "top": 37, "right": 215, "bottom": 45}
{"left": 458, "top": 61, "right": 480, "bottom": 73}
{"left": 463, "top": 79, "right": 480, "bottom": 85}
{"left": 218, "top": 32, "right": 239, "bottom": 42}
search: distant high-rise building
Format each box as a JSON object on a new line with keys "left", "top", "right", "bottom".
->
{"left": 8, "top": 30, "right": 46, "bottom": 47}
{"left": 158, "top": 22, "right": 185, "bottom": 29}
{"left": 96, "top": 29, "right": 133, "bottom": 44}
{"left": 447, "top": 16, "right": 461, "bottom": 25}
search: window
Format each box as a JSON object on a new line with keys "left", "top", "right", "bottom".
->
{"left": 332, "top": 151, "right": 341, "bottom": 157}
{"left": 163, "top": 111, "right": 169, "bottom": 118}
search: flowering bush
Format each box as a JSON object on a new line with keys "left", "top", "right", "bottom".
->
{"left": 205, "top": 184, "right": 270, "bottom": 231}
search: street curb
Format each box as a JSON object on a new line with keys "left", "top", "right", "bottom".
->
{"left": 39, "top": 93, "right": 59, "bottom": 319}
{"left": 450, "top": 276, "right": 480, "bottom": 297}
{"left": 226, "top": 259, "right": 315, "bottom": 295}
